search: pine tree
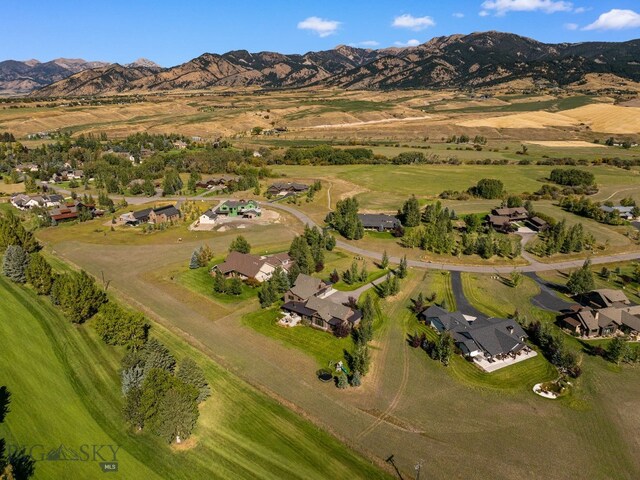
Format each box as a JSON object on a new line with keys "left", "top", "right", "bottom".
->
{"left": 142, "top": 339, "right": 176, "bottom": 375}
{"left": 150, "top": 383, "right": 199, "bottom": 443}
{"left": 27, "top": 256, "right": 50, "bottom": 288}
{"left": 289, "top": 236, "right": 315, "bottom": 274}
{"left": 258, "top": 280, "right": 278, "bottom": 307}
{"left": 336, "top": 372, "right": 349, "bottom": 389}
{"left": 350, "top": 370, "right": 362, "bottom": 387}
{"left": 2, "top": 245, "right": 28, "bottom": 283}
{"left": 227, "top": 278, "right": 243, "bottom": 295}
{"left": 189, "top": 250, "right": 201, "bottom": 269}
{"left": 397, "top": 255, "right": 408, "bottom": 279}
{"left": 401, "top": 195, "right": 421, "bottom": 227}
{"left": 176, "top": 358, "right": 210, "bottom": 404}
{"left": 380, "top": 250, "right": 389, "bottom": 269}
{"left": 213, "top": 269, "right": 227, "bottom": 294}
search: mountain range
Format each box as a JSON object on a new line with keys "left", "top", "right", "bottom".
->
{"left": 3, "top": 32, "right": 640, "bottom": 97}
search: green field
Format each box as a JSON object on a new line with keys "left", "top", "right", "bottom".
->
{"left": 271, "top": 164, "right": 640, "bottom": 211}
{"left": 0, "top": 277, "right": 390, "bottom": 480}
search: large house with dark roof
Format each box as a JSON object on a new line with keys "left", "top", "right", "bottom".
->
{"left": 282, "top": 295, "right": 361, "bottom": 333}
{"left": 119, "top": 205, "right": 181, "bottom": 226}
{"left": 284, "top": 273, "right": 333, "bottom": 303}
{"left": 487, "top": 207, "right": 529, "bottom": 231}
{"left": 213, "top": 251, "right": 292, "bottom": 283}
{"left": 357, "top": 213, "right": 401, "bottom": 232}
{"left": 267, "top": 182, "right": 309, "bottom": 196}
{"left": 560, "top": 289, "right": 640, "bottom": 338}
{"left": 421, "top": 305, "right": 529, "bottom": 360}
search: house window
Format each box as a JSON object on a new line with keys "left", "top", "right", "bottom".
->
{"left": 313, "top": 317, "right": 324, "bottom": 327}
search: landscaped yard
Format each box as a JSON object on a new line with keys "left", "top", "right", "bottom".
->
{"left": 242, "top": 307, "right": 353, "bottom": 368}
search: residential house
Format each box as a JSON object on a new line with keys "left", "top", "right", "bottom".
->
{"left": 198, "top": 209, "right": 218, "bottom": 225}
{"left": 267, "top": 182, "right": 309, "bottom": 196}
{"left": 284, "top": 273, "right": 333, "bottom": 303}
{"left": 281, "top": 296, "right": 361, "bottom": 332}
{"left": 15, "top": 163, "right": 39, "bottom": 173}
{"left": 600, "top": 205, "right": 637, "bottom": 221}
{"left": 487, "top": 207, "right": 529, "bottom": 231}
{"left": 119, "top": 208, "right": 152, "bottom": 226}
{"left": 148, "top": 205, "right": 181, "bottom": 224}
{"left": 195, "top": 175, "right": 241, "bottom": 190}
{"left": 525, "top": 216, "right": 549, "bottom": 232}
{"left": 172, "top": 140, "right": 188, "bottom": 149}
{"left": 215, "top": 199, "right": 261, "bottom": 217}
{"left": 213, "top": 251, "right": 292, "bottom": 283}
{"left": 49, "top": 201, "right": 95, "bottom": 223}
{"left": 560, "top": 289, "right": 640, "bottom": 337}
{"left": 357, "top": 213, "right": 401, "bottom": 232}
{"left": 421, "top": 305, "right": 529, "bottom": 360}
{"left": 11, "top": 194, "right": 64, "bottom": 210}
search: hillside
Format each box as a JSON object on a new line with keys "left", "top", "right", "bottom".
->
{"left": 6, "top": 31, "right": 640, "bottom": 97}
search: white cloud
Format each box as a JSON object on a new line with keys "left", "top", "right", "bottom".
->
{"left": 564, "top": 22, "right": 579, "bottom": 30}
{"left": 573, "top": 7, "right": 587, "bottom": 14}
{"left": 481, "top": 0, "right": 573, "bottom": 16}
{"left": 394, "top": 39, "right": 421, "bottom": 47}
{"left": 479, "top": 10, "right": 490, "bottom": 17}
{"left": 452, "top": 12, "right": 465, "bottom": 18}
{"left": 392, "top": 14, "right": 436, "bottom": 31}
{"left": 583, "top": 9, "right": 640, "bottom": 31}
{"left": 353, "top": 40, "right": 380, "bottom": 47}
{"left": 297, "top": 16, "right": 340, "bottom": 37}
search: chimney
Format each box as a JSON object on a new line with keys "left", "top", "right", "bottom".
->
{"left": 507, "top": 325, "right": 514, "bottom": 334}
{"left": 594, "top": 311, "right": 599, "bottom": 320}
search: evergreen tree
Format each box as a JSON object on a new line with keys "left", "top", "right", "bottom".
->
{"left": 123, "top": 386, "right": 144, "bottom": 429}
{"left": 288, "top": 236, "right": 314, "bottom": 275}
{"left": 25, "top": 253, "right": 53, "bottom": 295}
{"left": 229, "top": 235, "right": 251, "bottom": 254}
{"left": 50, "top": 270, "right": 106, "bottom": 323}
{"left": 336, "top": 372, "right": 349, "bottom": 389}
{"left": 213, "top": 269, "right": 227, "bottom": 294}
{"left": 142, "top": 339, "right": 176, "bottom": 375}
{"left": 271, "top": 267, "right": 290, "bottom": 293}
{"left": 0, "top": 212, "right": 39, "bottom": 253}
{"left": 2, "top": 245, "right": 28, "bottom": 283}
{"left": 176, "top": 358, "right": 210, "bottom": 404}
{"left": 258, "top": 280, "right": 278, "bottom": 307}
{"left": 189, "top": 250, "right": 201, "bottom": 269}
{"left": 401, "top": 195, "right": 421, "bottom": 227}
{"left": 227, "top": 278, "right": 243, "bottom": 295}
{"left": 350, "top": 370, "right": 362, "bottom": 387}
{"left": 149, "top": 383, "right": 199, "bottom": 443}
{"left": 380, "top": 250, "right": 389, "bottom": 269}
{"left": 397, "top": 255, "right": 408, "bottom": 279}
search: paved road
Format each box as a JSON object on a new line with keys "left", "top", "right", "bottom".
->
{"left": 43, "top": 183, "right": 640, "bottom": 274}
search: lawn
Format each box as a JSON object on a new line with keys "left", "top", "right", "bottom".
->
{"left": 0, "top": 277, "right": 390, "bottom": 480}
{"left": 241, "top": 307, "right": 353, "bottom": 368}
{"left": 176, "top": 261, "right": 258, "bottom": 303}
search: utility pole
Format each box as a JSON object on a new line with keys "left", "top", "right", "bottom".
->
{"left": 415, "top": 459, "right": 424, "bottom": 480}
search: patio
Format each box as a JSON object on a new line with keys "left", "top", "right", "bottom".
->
{"left": 473, "top": 348, "right": 537, "bottom": 373}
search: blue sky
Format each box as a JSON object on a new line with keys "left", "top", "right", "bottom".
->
{"left": 4, "top": 1, "right": 640, "bottom": 66}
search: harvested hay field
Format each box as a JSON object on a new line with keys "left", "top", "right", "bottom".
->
{"left": 524, "top": 140, "right": 607, "bottom": 148}
{"left": 457, "top": 111, "right": 578, "bottom": 129}
{"left": 457, "top": 103, "right": 640, "bottom": 134}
